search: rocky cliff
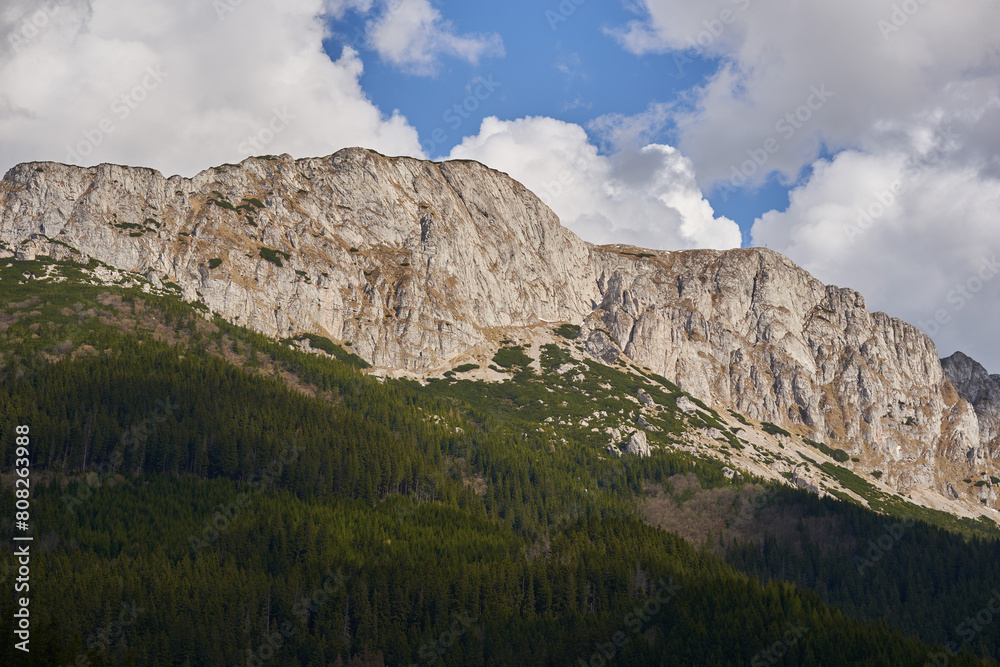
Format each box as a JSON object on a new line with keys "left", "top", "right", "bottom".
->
{"left": 0, "top": 148, "right": 994, "bottom": 498}
{"left": 943, "top": 351, "right": 1000, "bottom": 458}
{"left": 581, "top": 248, "right": 988, "bottom": 490}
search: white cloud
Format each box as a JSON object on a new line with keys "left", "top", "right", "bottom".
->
{"left": 612, "top": 0, "right": 1000, "bottom": 190}
{"left": 447, "top": 115, "right": 741, "bottom": 250}
{"left": 614, "top": 0, "right": 1000, "bottom": 371}
{"left": 752, "top": 146, "right": 1000, "bottom": 373}
{"left": 366, "top": 0, "right": 503, "bottom": 76}
{"left": 0, "top": 0, "right": 423, "bottom": 177}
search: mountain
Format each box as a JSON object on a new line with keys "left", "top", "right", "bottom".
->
{"left": 2, "top": 259, "right": 997, "bottom": 666}
{"left": 4, "top": 153, "right": 1000, "bottom": 664}
{"left": 943, "top": 351, "right": 1000, "bottom": 454}
{"left": 1, "top": 148, "right": 998, "bottom": 521}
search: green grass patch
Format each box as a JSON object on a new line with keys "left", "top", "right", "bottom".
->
{"left": 259, "top": 247, "right": 290, "bottom": 267}
{"left": 803, "top": 437, "right": 850, "bottom": 463}
{"left": 553, "top": 324, "right": 581, "bottom": 340}
{"left": 539, "top": 343, "right": 573, "bottom": 370}
{"left": 727, "top": 409, "right": 751, "bottom": 427}
{"left": 762, "top": 422, "right": 791, "bottom": 438}
{"left": 492, "top": 345, "right": 532, "bottom": 370}
{"left": 280, "top": 333, "right": 371, "bottom": 369}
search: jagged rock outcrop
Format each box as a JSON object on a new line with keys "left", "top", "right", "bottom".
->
{"left": 791, "top": 467, "right": 821, "bottom": 494}
{"left": 0, "top": 148, "right": 994, "bottom": 491}
{"left": 637, "top": 389, "right": 654, "bottom": 407}
{"left": 635, "top": 414, "right": 659, "bottom": 431}
{"left": 676, "top": 396, "right": 697, "bottom": 415}
{"left": 942, "top": 351, "right": 1000, "bottom": 457}
{"left": 625, "top": 431, "right": 650, "bottom": 457}
{"left": 579, "top": 247, "right": 988, "bottom": 483}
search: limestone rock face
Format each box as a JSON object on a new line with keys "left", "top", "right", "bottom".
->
{"left": 0, "top": 150, "right": 597, "bottom": 371}
{"left": 942, "top": 351, "right": 1000, "bottom": 457}
{"left": 625, "top": 431, "right": 651, "bottom": 457}
{"left": 580, "top": 246, "right": 977, "bottom": 474}
{"left": 0, "top": 148, "right": 994, "bottom": 486}
{"left": 676, "top": 396, "right": 697, "bottom": 415}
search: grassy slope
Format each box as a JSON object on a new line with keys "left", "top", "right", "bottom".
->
{"left": 0, "top": 258, "right": 995, "bottom": 665}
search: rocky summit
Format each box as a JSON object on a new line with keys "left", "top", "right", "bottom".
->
{"left": 1, "top": 147, "right": 997, "bottom": 515}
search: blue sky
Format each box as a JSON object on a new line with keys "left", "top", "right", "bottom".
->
{"left": 322, "top": 0, "right": 790, "bottom": 243}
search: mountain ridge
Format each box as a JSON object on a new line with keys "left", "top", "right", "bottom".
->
{"left": 1, "top": 147, "right": 996, "bottom": 519}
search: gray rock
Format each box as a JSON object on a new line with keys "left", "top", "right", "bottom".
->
{"left": 791, "top": 468, "right": 820, "bottom": 494}
{"left": 625, "top": 431, "right": 650, "bottom": 457}
{"left": 635, "top": 413, "right": 659, "bottom": 431}
{"left": 942, "top": 351, "right": 1000, "bottom": 458}
{"left": 582, "top": 329, "right": 619, "bottom": 364}
{"left": 637, "top": 389, "right": 654, "bottom": 407}
{"left": 0, "top": 149, "right": 995, "bottom": 493}
{"left": 702, "top": 427, "right": 724, "bottom": 441}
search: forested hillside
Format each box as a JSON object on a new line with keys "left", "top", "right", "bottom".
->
{"left": 0, "top": 258, "right": 998, "bottom": 665}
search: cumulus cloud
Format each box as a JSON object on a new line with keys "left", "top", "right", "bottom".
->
{"left": 366, "top": 0, "right": 503, "bottom": 76}
{"left": 752, "top": 144, "right": 1000, "bottom": 372}
{"left": 614, "top": 0, "right": 1000, "bottom": 370}
{"left": 0, "top": 0, "right": 422, "bottom": 177}
{"left": 447, "top": 115, "right": 741, "bottom": 250}
{"left": 612, "top": 0, "right": 1000, "bottom": 190}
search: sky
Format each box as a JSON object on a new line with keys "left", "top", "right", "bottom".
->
{"left": 1, "top": 0, "right": 998, "bottom": 371}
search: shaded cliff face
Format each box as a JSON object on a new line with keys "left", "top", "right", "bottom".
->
{"left": 0, "top": 148, "right": 990, "bottom": 483}
{"left": 943, "top": 351, "right": 1000, "bottom": 457}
